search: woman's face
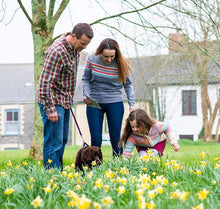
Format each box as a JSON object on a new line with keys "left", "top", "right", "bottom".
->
{"left": 100, "top": 49, "right": 116, "bottom": 64}
{"left": 129, "top": 120, "right": 141, "bottom": 135}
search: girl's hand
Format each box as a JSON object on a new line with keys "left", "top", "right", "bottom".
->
{"left": 171, "top": 143, "right": 180, "bottom": 152}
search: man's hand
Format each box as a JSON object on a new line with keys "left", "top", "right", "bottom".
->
{"left": 48, "top": 112, "right": 58, "bottom": 122}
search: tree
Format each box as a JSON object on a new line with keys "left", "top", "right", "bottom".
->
{"left": 152, "top": 0, "right": 220, "bottom": 142}
{"left": 1, "top": 0, "right": 168, "bottom": 158}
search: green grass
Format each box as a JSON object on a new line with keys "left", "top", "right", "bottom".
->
{"left": 0, "top": 139, "right": 219, "bottom": 209}
{"left": 0, "top": 140, "right": 219, "bottom": 209}
{"left": 0, "top": 139, "right": 220, "bottom": 169}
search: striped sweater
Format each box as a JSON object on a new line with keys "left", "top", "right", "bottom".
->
{"left": 123, "top": 121, "right": 178, "bottom": 157}
{"left": 82, "top": 54, "right": 135, "bottom": 106}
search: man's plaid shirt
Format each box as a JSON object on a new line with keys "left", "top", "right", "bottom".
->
{"left": 37, "top": 34, "right": 79, "bottom": 115}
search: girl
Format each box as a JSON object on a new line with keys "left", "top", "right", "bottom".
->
{"left": 118, "top": 109, "right": 180, "bottom": 158}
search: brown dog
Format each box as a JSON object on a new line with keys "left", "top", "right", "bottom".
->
{"left": 74, "top": 146, "right": 103, "bottom": 171}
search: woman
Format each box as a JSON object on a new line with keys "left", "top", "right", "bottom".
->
{"left": 82, "top": 38, "right": 135, "bottom": 156}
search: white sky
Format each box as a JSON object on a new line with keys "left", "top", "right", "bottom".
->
{"left": 0, "top": 0, "right": 170, "bottom": 64}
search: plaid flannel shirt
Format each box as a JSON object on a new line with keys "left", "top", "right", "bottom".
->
{"left": 37, "top": 34, "right": 79, "bottom": 115}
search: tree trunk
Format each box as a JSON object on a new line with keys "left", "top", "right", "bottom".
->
{"left": 215, "top": 118, "right": 220, "bottom": 142}
{"left": 28, "top": 1, "right": 55, "bottom": 159}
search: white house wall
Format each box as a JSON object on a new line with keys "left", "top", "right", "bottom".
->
{"left": 157, "top": 84, "right": 220, "bottom": 141}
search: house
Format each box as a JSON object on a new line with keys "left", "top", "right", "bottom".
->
{"left": 0, "top": 36, "right": 219, "bottom": 150}
{"left": 129, "top": 32, "right": 220, "bottom": 141}
{"left": 0, "top": 63, "right": 35, "bottom": 150}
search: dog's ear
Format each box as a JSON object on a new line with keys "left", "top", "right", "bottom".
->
{"left": 81, "top": 147, "right": 93, "bottom": 162}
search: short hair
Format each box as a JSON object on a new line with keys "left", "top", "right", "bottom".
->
{"left": 71, "top": 23, "right": 94, "bottom": 39}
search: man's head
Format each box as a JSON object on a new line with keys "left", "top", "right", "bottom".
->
{"left": 70, "top": 23, "right": 94, "bottom": 52}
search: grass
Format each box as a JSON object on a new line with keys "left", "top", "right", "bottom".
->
{"left": 0, "top": 139, "right": 219, "bottom": 168}
{"left": 0, "top": 139, "right": 219, "bottom": 209}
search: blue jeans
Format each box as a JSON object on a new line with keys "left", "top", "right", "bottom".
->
{"left": 38, "top": 103, "right": 70, "bottom": 170}
{"left": 86, "top": 102, "right": 124, "bottom": 156}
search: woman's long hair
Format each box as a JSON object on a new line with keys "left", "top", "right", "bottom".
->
{"left": 118, "top": 109, "right": 155, "bottom": 148}
{"left": 95, "top": 38, "right": 132, "bottom": 83}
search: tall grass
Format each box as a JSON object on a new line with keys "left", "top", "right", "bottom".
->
{"left": 0, "top": 139, "right": 220, "bottom": 208}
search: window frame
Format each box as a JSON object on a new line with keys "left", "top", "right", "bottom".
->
{"left": 4, "top": 109, "right": 20, "bottom": 135}
{"left": 182, "top": 90, "right": 197, "bottom": 115}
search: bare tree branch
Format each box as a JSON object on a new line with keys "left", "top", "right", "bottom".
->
{"left": 48, "top": 0, "right": 55, "bottom": 18}
{"left": 90, "top": 0, "right": 166, "bottom": 25}
{"left": 53, "top": 0, "right": 70, "bottom": 23}
{"left": 17, "top": 0, "right": 32, "bottom": 25}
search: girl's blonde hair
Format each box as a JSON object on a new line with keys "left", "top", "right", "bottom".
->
{"left": 95, "top": 38, "right": 132, "bottom": 83}
{"left": 118, "top": 109, "right": 154, "bottom": 148}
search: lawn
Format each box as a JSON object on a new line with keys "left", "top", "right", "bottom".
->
{"left": 0, "top": 139, "right": 219, "bottom": 209}
{"left": 0, "top": 139, "right": 219, "bottom": 168}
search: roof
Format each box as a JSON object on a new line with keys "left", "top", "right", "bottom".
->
{"left": 129, "top": 54, "right": 220, "bottom": 87}
{"left": 0, "top": 63, "right": 35, "bottom": 104}
{"left": 1, "top": 53, "right": 219, "bottom": 104}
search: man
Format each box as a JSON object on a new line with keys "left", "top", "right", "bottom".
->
{"left": 37, "top": 23, "right": 94, "bottom": 169}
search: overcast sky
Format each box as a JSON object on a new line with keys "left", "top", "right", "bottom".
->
{"left": 0, "top": 1, "right": 117, "bottom": 63}
{"left": 0, "top": 0, "right": 146, "bottom": 64}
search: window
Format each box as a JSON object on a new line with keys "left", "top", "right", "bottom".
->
{"left": 182, "top": 90, "right": 197, "bottom": 115}
{"left": 5, "top": 109, "right": 19, "bottom": 135}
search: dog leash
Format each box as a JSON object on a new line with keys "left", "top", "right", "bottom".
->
{"left": 70, "top": 108, "right": 89, "bottom": 148}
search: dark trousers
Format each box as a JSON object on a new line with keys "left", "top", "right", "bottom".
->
{"left": 86, "top": 102, "right": 124, "bottom": 156}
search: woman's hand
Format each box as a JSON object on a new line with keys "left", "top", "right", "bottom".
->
{"left": 129, "top": 106, "right": 135, "bottom": 112}
{"left": 83, "top": 96, "right": 92, "bottom": 105}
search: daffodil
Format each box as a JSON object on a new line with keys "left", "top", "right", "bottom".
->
{"left": 48, "top": 159, "right": 52, "bottom": 164}
{"left": 197, "top": 189, "right": 209, "bottom": 200}
{"left": 95, "top": 178, "right": 103, "bottom": 189}
{"left": 116, "top": 186, "right": 126, "bottom": 195}
{"left": 147, "top": 190, "right": 156, "bottom": 199}
{"left": 104, "top": 169, "right": 114, "bottom": 179}
{"left": 4, "top": 188, "right": 15, "bottom": 195}
{"left": 195, "top": 170, "right": 202, "bottom": 175}
{"left": 42, "top": 185, "right": 52, "bottom": 194}
{"left": 192, "top": 203, "right": 204, "bottom": 209}
{"left": 104, "top": 185, "right": 109, "bottom": 192}
{"left": 75, "top": 184, "right": 81, "bottom": 190}
{"left": 22, "top": 160, "right": 28, "bottom": 166}
{"left": 31, "top": 195, "right": 43, "bottom": 208}
{"left": 120, "top": 167, "right": 129, "bottom": 174}
{"left": 1, "top": 172, "right": 6, "bottom": 177}
{"left": 93, "top": 202, "right": 101, "bottom": 209}
{"left": 172, "top": 181, "right": 178, "bottom": 187}
{"left": 200, "top": 151, "right": 207, "bottom": 158}
{"left": 66, "top": 190, "right": 79, "bottom": 199}
{"left": 214, "top": 164, "right": 219, "bottom": 169}
{"left": 200, "top": 161, "right": 206, "bottom": 167}
{"left": 7, "top": 160, "right": 13, "bottom": 167}
{"left": 102, "top": 196, "right": 114, "bottom": 206}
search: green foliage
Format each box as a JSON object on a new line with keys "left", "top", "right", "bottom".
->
{"left": 0, "top": 148, "right": 219, "bottom": 209}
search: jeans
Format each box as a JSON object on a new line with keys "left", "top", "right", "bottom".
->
{"left": 38, "top": 103, "right": 70, "bottom": 170}
{"left": 86, "top": 102, "right": 124, "bottom": 156}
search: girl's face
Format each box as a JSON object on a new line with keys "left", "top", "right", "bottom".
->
{"left": 129, "top": 120, "right": 141, "bottom": 135}
{"left": 100, "top": 49, "right": 116, "bottom": 64}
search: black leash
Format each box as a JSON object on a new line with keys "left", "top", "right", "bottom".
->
{"left": 70, "top": 108, "right": 89, "bottom": 148}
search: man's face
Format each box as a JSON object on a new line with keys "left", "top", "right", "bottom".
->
{"left": 72, "top": 34, "right": 91, "bottom": 52}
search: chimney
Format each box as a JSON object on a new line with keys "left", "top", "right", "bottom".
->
{"left": 168, "top": 32, "right": 185, "bottom": 53}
